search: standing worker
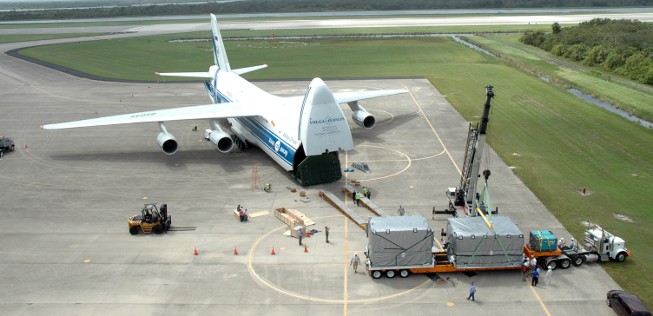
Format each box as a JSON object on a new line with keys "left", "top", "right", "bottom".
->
{"left": 569, "top": 237, "right": 576, "bottom": 250}
{"left": 362, "top": 187, "right": 368, "bottom": 199}
{"left": 398, "top": 205, "right": 405, "bottom": 216}
{"left": 545, "top": 266, "right": 553, "bottom": 286}
{"left": 530, "top": 255, "right": 537, "bottom": 273}
{"left": 522, "top": 258, "right": 529, "bottom": 281}
{"left": 467, "top": 282, "right": 476, "bottom": 301}
{"left": 298, "top": 229, "right": 303, "bottom": 246}
{"left": 531, "top": 267, "right": 540, "bottom": 287}
{"left": 355, "top": 191, "right": 362, "bottom": 206}
{"left": 325, "top": 226, "right": 330, "bottom": 243}
{"left": 350, "top": 252, "right": 361, "bottom": 273}
{"left": 351, "top": 190, "right": 356, "bottom": 204}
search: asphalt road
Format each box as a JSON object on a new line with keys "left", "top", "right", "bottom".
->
{"left": 0, "top": 13, "right": 627, "bottom": 316}
{"left": 2, "top": 11, "right": 653, "bottom": 35}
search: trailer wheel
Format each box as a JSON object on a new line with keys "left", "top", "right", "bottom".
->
{"left": 545, "top": 259, "right": 557, "bottom": 270}
{"left": 615, "top": 252, "right": 627, "bottom": 262}
{"left": 399, "top": 270, "right": 409, "bottom": 278}
{"left": 372, "top": 271, "right": 382, "bottom": 279}
{"left": 386, "top": 270, "right": 396, "bottom": 278}
{"left": 560, "top": 259, "right": 571, "bottom": 269}
{"left": 129, "top": 226, "right": 139, "bottom": 235}
{"left": 572, "top": 255, "right": 585, "bottom": 266}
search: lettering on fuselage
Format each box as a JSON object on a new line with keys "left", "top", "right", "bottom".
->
{"left": 273, "top": 140, "right": 288, "bottom": 157}
{"left": 309, "top": 116, "right": 345, "bottom": 136}
{"left": 130, "top": 112, "right": 156, "bottom": 119}
{"left": 309, "top": 116, "right": 345, "bottom": 125}
{"left": 282, "top": 132, "right": 298, "bottom": 146}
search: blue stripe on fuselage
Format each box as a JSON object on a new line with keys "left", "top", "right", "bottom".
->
{"left": 236, "top": 117, "right": 296, "bottom": 166}
{"left": 205, "top": 84, "right": 296, "bottom": 166}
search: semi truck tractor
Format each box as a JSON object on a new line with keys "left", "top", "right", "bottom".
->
{"left": 525, "top": 224, "right": 630, "bottom": 269}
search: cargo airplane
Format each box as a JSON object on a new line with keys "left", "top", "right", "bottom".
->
{"left": 41, "top": 14, "right": 407, "bottom": 186}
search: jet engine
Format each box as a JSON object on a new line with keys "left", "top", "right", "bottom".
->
{"left": 157, "top": 131, "right": 178, "bottom": 155}
{"left": 209, "top": 129, "right": 234, "bottom": 153}
{"left": 207, "top": 119, "right": 234, "bottom": 153}
{"left": 348, "top": 101, "right": 376, "bottom": 129}
{"left": 352, "top": 110, "right": 376, "bottom": 129}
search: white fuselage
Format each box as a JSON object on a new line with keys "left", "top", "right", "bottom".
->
{"left": 215, "top": 72, "right": 302, "bottom": 171}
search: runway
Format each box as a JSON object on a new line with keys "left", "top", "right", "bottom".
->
{"left": 0, "top": 15, "right": 624, "bottom": 315}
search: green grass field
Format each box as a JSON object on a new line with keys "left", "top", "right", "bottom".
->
{"left": 17, "top": 31, "right": 653, "bottom": 305}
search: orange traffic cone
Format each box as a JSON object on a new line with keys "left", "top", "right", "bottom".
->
{"left": 271, "top": 246, "right": 276, "bottom": 255}
{"left": 304, "top": 245, "right": 309, "bottom": 253}
{"left": 194, "top": 247, "right": 199, "bottom": 255}
{"left": 233, "top": 246, "right": 239, "bottom": 255}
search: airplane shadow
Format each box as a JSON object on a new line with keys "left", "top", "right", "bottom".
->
{"left": 47, "top": 147, "right": 282, "bottom": 175}
{"left": 350, "top": 111, "right": 422, "bottom": 144}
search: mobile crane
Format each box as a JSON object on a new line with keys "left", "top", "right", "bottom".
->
{"left": 437, "top": 85, "right": 497, "bottom": 218}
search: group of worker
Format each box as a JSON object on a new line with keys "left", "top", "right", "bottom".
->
{"left": 352, "top": 187, "right": 371, "bottom": 206}
{"left": 522, "top": 255, "right": 553, "bottom": 287}
{"left": 558, "top": 237, "right": 578, "bottom": 250}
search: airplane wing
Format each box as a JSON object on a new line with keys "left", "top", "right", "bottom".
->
{"left": 333, "top": 89, "right": 408, "bottom": 104}
{"left": 41, "top": 102, "right": 261, "bottom": 130}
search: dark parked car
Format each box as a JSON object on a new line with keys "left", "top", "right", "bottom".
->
{"left": 0, "top": 136, "right": 15, "bottom": 154}
{"left": 607, "top": 290, "right": 651, "bottom": 316}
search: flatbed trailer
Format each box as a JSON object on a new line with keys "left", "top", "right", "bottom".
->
{"left": 523, "top": 244, "right": 572, "bottom": 270}
{"left": 367, "top": 246, "right": 536, "bottom": 278}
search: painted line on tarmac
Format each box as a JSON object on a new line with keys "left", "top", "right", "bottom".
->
{"left": 355, "top": 144, "right": 412, "bottom": 183}
{"left": 530, "top": 284, "right": 552, "bottom": 316}
{"left": 405, "top": 85, "right": 462, "bottom": 176}
{"left": 246, "top": 215, "right": 432, "bottom": 304}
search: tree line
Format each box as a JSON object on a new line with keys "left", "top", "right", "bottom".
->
{"left": 520, "top": 18, "right": 653, "bottom": 85}
{"left": 1, "top": 0, "right": 652, "bottom": 21}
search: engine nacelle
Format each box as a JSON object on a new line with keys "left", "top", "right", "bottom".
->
{"left": 352, "top": 110, "right": 376, "bottom": 129}
{"left": 157, "top": 132, "right": 178, "bottom": 155}
{"left": 209, "top": 130, "right": 234, "bottom": 153}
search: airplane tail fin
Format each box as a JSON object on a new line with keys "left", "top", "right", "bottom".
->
{"left": 210, "top": 13, "right": 231, "bottom": 73}
{"left": 298, "top": 78, "right": 354, "bottom": 156}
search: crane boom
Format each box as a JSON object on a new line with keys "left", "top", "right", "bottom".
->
{"left": 453, "top": 85, "right": 495, "bottom": 217}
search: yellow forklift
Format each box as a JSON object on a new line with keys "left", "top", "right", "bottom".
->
{"left": 128, "top": 203, "right": 171, "bottom": 235}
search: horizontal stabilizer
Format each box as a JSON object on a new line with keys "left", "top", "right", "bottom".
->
{"left": 233, "top": 64, "right": 268, "bottom": 75}
{"left": 155, "top": 72, "right": 211, "bottom": 79}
